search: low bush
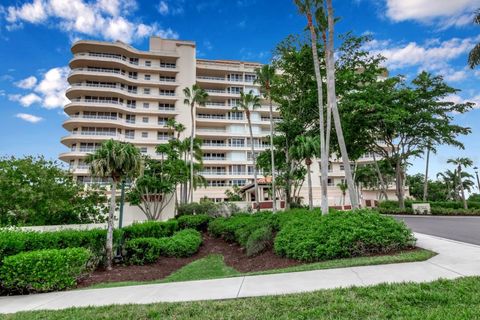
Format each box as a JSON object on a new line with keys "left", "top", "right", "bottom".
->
{"left": 177, "top": 214, "right": 212, "bottom": 231}
{"left": 177, "top": 201, "right": 242, "bottom": 218}
{"left": 274, "top": 210, "right": 415, "bottom": 262}
{"left": 378, "top": 200, "right": 480, "bottom": 211}
{"left": 208, "top": 212, "right": 273, "bottom": 246}
{"left": 0, "top": 229, "right": 109, "bottom": 264}
{"left": 158, "top": 229, "right": 203, "bottom": 258}
{"left": 246, "top": 226, "right": 274, "bottom": 257}
{"left": 0, "top": 247, "right": 91, "bottom": 294}
{"left": 124, "top": 238, "right": 162, "bottom": 265}
{"left": 121, "top": 220, "right": 178, "bottom": 240}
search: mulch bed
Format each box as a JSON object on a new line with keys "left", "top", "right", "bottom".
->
{"left": 77, "top": 233, "right": 302, "bottom": 288}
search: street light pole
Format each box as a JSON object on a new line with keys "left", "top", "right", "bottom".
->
{"left": 474, "top": 167, "right": 480, "bottom": 193}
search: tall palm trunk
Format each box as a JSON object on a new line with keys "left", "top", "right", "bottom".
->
{"left": 306, "top": 11, "right": 328, "bottom": 214}
{"left": 423, "top": 147, "right": 430, "bottom": 201}
{"left": 458, "top": 164, "right": 468, "bottom": 209}
{"left": 268, "top": 95, "right": 277, "bottom": 212}
{"left": 189, "top": 103, "right": 195, "bottom": 203}
{"left": 106, "top": 180, "right": 116, "bottom": 270}
{"left": 325, "top": 0, "right": 358, "bottom": 209}
{"left": 306, "top": 158, "right": 313, "bottom": 210}
{"left": 247, "top": 114, "right": 260, "bottom": 211}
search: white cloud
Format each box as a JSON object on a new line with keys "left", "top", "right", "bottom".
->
{"left": 385, "top": 0, "right": 478, "bottom": 28}
{"left": 8, "top": 93, "right": 42, "bottom": 107}
{"left": 3, "top": 0, "right": 177, "bottom": 43}
{"left": 368, "top": 36, "right": 480, "bottom": 75}
{"left": 14, "top": 76, "right": 37, "bottom": 89}
{"left": 443, "top": 94, "right": 480, "bottom": 109}
{"left": 15, "top": 113, "right": 44, "bottom": 123}
{"left": 157, "top": 1, "right": 169, "bottom": 15}
{"left": 10, "top": 67, "right": 69, "bottom": 109}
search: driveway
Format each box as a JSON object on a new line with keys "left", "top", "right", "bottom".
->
{"left": 393, "top": 215, "right": 480, "bottom": 245}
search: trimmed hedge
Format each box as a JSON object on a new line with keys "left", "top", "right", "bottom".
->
{"left": 177, "top": 214, "right": 212, "bottom": 231}
{"left": 0, "top": 229, "right": 109, "bottom": 264}
{"left": 0, "top": 248, "right": 91, "bottom": 294}
{"left": 124, "top": 238, "right": 162, "bottom": 265}
{"left": 208, "top": 212, "right": 273, "bottom": 246}
{"left": 245, "top": 226, "right": 273, "bottom": 257}
{"left": 274, "top": 210, "right": 415, "bottom": 262}
{"left": 378, "top": 200, "right": 480, "bottom": 211}
{"left": 158, "top": 229, "right": 203, "bottom": 258}
{"left": 122, "top": 220, "right": 178, "bottom": 240}
{"left": 123, "top": 229, "right": 203, "bottom": 264}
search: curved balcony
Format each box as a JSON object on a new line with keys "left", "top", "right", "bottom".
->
{"left": 70, "top": 52, "right": 179, "bottom": 74}
{"left": 68, "top": 68, "right": 178, "bottom": 88}
{"left": 65, "top": 99, "right": 178, "bottom": 115}
{"left": 71, "top": 40, "right": 180, "bottom": 59}
{"left": 62, "top": 115, "right": 172, "bottom": 131}
{"left": 65, "top": 83, "right": 178, "bottom": 102}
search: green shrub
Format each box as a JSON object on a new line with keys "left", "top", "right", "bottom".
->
{"left": 0, "top": 229, "right": 109, "bottom": 264}
{"left": 274, "top": 210, "right": 415, "bottom": 262}
{"left": 0, "top": 248, "right": 91, "bottom": 294}
{"left": 246, "top": 226, "right": 274, "bottom": 257}
{"left": 158, "top": 229, "right": 202, "bottom": 258}
{"left": 378, "top": 200, "right": 480, "bottom": 211}
{"left": 122, "top": 220, "right": 178, "bottom": 240}
{"left": 124, "top": 238, "right": 162, "bottom": 265}
{"left": 208, "top": 213, "right": 272, "bottom": 245}
{"left": 177, "top": 201, "right": 219, "bottom": 217}
{"left": 177, "top": 214, "right": 212, "bottom": 231}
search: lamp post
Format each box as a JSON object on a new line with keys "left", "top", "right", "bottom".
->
{"left": 474, "top": 166, "right": 480, "bottom": 192}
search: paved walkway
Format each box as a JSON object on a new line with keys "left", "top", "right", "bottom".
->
{"left": 1, "top": 233, "right": 480, "bottom": 314}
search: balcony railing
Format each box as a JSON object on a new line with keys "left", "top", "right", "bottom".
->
{"left": 197, "top": 76, "right": 225, "bottom": 81}
{"left": 74, "top": 53, "right": 177, "bottom": 69}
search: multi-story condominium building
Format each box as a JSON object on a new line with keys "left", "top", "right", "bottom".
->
{"left": 60, "top": 36, "right": 402, "bottom": 208}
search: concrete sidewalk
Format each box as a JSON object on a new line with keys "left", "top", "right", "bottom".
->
{"left": 1, "top": 232, "right": 479, "bottom": 314}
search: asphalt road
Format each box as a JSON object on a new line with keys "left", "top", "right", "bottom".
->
{"left": 393, "top": 215, "right": 480, "bottom": 245}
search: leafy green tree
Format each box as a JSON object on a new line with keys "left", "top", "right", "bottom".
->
{"left": 290, "top": 135, "right": 320, "bottom": 209}
{"left": 234, "top": 90, "right": 261, "bottom": 211}
{"left": 0, "top": 156, "right": 107, "bottom": 226}
{"left": 255, "top": 64, "right": 278, "bottom": 212}
{"left": 468, "top": 9, "right": 480, "bottom": 68}
{"left": 183, "top": 84, "right": 208, "bottom": 203}
{"left": 128, "top": 141, "right": 189, "bottom": 221}
{"left": 86, "top": 139, "right": 143, "bottom": 270}
{"left": 447, "top": 157, "right": 474, "bottom": 209}
{"left": 340, "top": 72, "right": 472, "bottom": 209}
{"left": 225, "top": 185, "right": 244, "bottom": 201}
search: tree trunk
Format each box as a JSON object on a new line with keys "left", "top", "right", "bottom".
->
{"left": 269, "top": 96, "right": 277, "bottom": 213}
{"left": 423, "top": 147, "right": 430, "bottom": 201}
{"left": 458, "top": 164, "right": 468, "bottom": 209}
{"left": 189, "top": 104, "right": 195, "bottom": 203}
{"left": 325, "top": 0, "right": 359, "bottom": 209}
{"left": 248, "top": 116, "right": 260, "bottom": 211}
{"left": 106, "top": 181, "right": 116, "bottom": 271}
{"left": 306, "top": 12, "right": 328, "bottom": 215}
{"left": 372, "top": 153, "right": 388, "bottom": 200}
{"left": 307, "top": 160, "right": 313, "bottom": 210}
{"left": 395, "top": 159, "right": 405, "bottom": 210}
{"left": 285, "top": 143, "right": 292, "bottom": 210}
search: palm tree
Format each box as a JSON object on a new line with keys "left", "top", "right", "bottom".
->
{"left": 183, "top": 85, "right": 208, "bottom": 203}
{"left": 468, "top": 9, "right": 480, "bottom": 68}
{"left": 234, "top": 90, "right": 261, "bottom": 211}
{"left": 294, "top": 0, "right": 329, "bottom": 214}
{"left": 85, "top": 139, "right": 143, "bottom": 270}
{"left": 337, "top": 181, "right": 348, "bottom": 209}
{"left": 255, "top": 65, "right": 278, "bottom": 212}
{"left": 324, "top": 0, "right": 359, "bottom": 209}
{"left": 447, "top": 157, "right": 474, "bottom": 209}
{"left": 437, "top": 169, "right": 458, "bottom": 200}
{"left": 291, "top": 135, "right": 320, "bottom": 209}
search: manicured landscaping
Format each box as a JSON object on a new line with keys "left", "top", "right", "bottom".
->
{"left": 5, "top": 277, "right": 480, "bottom": 319}
{"left": 0, "top": 209, "right": 423, "bottom": 295}
{"left": 377, "top": 200, "right": 480, "bottom": 216}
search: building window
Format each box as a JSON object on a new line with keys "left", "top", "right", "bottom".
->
{"left": 143, "top": 102, "right": 150, "bottom": 108}
{"left": 125, "top": 130, "right": 135, "bottom": 139}
{"left": 245, "top": 74, "right": 256, "bottom": 82}
{"left": 141, "top": 132, "right": 148, "bottom": 138}
{"left": 327, "top": 178, "right": 335, "bottom": 187}
{"left": 145, "top": 60, "right": 151, "bottom": 66}
{"left": 143, "top": 88, "right": 150, "bottom": 94}
{"left": 140, "top": 147, "right": 148, "bottom": 154}
{"left": 144, "top": 74, "right": 151, "bottom": 80}
{"left": 142, "top": 117, "right": 149, "bottom": 123}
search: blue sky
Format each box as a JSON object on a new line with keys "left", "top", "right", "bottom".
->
{"left": 0, "top": 0, "right": 479, "bottom": 183}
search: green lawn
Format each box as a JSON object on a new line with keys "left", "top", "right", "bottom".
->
{"left": 86, "top": 248, "right": 435, "bottom": 289}
{"left": 5, "top": 277, "right": 480, "bottom": 319}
